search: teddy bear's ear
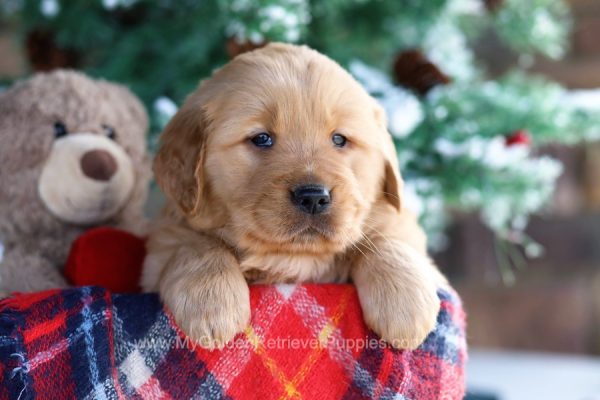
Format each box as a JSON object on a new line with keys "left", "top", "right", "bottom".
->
{"left": 153, "top": 102, "right": 210, "bottom": 219}
{"left": 99, "top": 82, "right": 149, "bottom": 137}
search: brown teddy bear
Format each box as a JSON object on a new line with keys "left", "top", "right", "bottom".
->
{"left": 0, "top": 70, "right": 150, "bottom": 294}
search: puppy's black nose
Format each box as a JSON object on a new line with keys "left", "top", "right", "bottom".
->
{"left": 292, "top": 185, "right": 331, "bottom": 215}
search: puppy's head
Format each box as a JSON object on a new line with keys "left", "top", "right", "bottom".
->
{"left": 155, "top": 43, "right": 402, "bottom": 255}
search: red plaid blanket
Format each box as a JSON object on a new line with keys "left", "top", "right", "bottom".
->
{"left": 0, "top": 285, "right": 466, "bottom": 399}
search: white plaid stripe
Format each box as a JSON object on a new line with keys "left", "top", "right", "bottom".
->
{"left": 397, "top": 349, "right": 413, "bottom": 393}
{"left": 275, "top": 283, "right": 297, "bottom": 300}
{"left": 135, "top": 313, "right": 176, "bottom": 370}
{"left": 111, "top": 304, "right": 175, "bottom": 398}
{"left": 81, "top": 379, "right": 121, "bottom": 400}
{"left": 117, "top": 348, "right": 171, "bottom": 399}
{"left": 111, "top": 302, "right": 135, "bottom": 366}
{"left": 80, "top": 287, "right": 108, "bottom": 400}
{"left": 120, "top": 349, "right": 153, "bottom": 389}
{"left": 111, "top": 303, "right": 176, "bottom": 371}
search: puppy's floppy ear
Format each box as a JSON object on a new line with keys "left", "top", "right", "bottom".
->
{"left": 374, "top": 104, "right": 403, "bottom": 211}
{"left": 153, "top": 102, "right": 209, "bottom": 217}
{"left": 383, "top": 156, "right": 402, "bottom": 211}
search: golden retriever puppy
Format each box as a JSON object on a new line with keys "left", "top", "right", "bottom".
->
{"left": 142, "top": 43, "right": 447, "bottom": 350}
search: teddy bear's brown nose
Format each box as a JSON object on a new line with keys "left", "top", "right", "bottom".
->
{"left": 80, "top": 149, "right": 117, "bottom": 181}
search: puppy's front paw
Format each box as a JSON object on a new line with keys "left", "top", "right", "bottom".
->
{"left": 354, "top": 247, "right": 440, "bottom": 350}
{"left": 362, "top": 281, "right": 439, "bottom": 350}
{"left": 161, "top": 266, "right": 250, "bottom": 350}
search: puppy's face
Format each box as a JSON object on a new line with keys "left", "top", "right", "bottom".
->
{"left": 156, "top": 44, "right": 401, "bottom": 255}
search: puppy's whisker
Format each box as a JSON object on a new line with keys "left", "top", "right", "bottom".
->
{"left": 361, "top": 224, "right": 385, "bottom": 249}
{"left": 360, "top": 218, "right": 394, "bottom": 249}
{"left": 338, "top": 227, "right": 371, "bottom": 260}
{"left": 344, "top": 231, "right": 367, "bottom": 259}
{"left": 358, "top": 231, "right": 383, "bottom": 259}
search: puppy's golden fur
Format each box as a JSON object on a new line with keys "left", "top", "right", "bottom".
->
{"left": 142, "top": 43, "right": 446, "bottom": 350}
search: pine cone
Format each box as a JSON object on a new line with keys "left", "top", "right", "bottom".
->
{"left": 226, "top": 38, "right": 268, "bottom": 59}
{"left": 26, "top": 29, "right": 80, "bottom": 72}
{"left": 393, "top": 49, "right": 451, "bottom": 96}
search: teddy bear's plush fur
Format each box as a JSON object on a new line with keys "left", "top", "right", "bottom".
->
{"left": 0, "top": 70, "right": 150, "bottom": 294}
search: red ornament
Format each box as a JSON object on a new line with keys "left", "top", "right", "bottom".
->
{"left": 505, "top": 130, "right": 531, "bottom": 146}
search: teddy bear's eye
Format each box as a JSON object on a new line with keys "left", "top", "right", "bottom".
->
{"left": 54, "top": 121, "right": 68, "bottom": 138}
{"left": 102, "top": 124, "right": 117, "bottom": 140}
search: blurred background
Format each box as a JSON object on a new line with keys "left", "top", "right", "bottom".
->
{"left": 1, "top": 1, "right": 600, "bottom": 398}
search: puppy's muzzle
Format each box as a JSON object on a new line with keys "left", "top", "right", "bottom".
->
{"left": 291, "top": 184, "right": 331, "bottom": 215}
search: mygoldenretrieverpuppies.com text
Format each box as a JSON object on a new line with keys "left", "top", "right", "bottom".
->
{"left": 135, "top": 335, "right": 422, "bottom": 352}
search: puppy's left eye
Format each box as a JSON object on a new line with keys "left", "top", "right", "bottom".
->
{"left": 251, "top": 132, "right": 273, "bottom": 148}
{"left": 332, "top": 133, "right": 347, "bottom": 147}
{"left": 102, "top": 124, "right": 117, "bottom": 140}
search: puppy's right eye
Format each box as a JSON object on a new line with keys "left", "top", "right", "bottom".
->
{"left": 250, "top": 132, "right": 273, "bottom": 148}
{"left": 54, "top": 121, "right": 68, "bottom": 138}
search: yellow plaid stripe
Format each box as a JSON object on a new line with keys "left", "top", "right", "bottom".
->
{"left": 245, "top": 289, "right": 352, "bottom": 400}
{"left": 283, "top": 290, "right": 351, "bottom": 399}
{"left": 245, "top": 326, "right": 302, "bottom": 399}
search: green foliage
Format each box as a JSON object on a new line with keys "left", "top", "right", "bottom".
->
{"left": 410, "top": 73, "right": 599, "bottom": 146}
{"left": 308, "top": 0, "right": 449, "bottom": 67}
{"left": 221, "top": 0, "right": 310, "bottom": 43}
{"left": 22, "top": 1, "right": 228, "bottom": 115}
{"left": 493, "top": 0, "right": 571, "bottom": 58}
{"left": 395, "top": 72, "right": 598, "bottom": 251}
